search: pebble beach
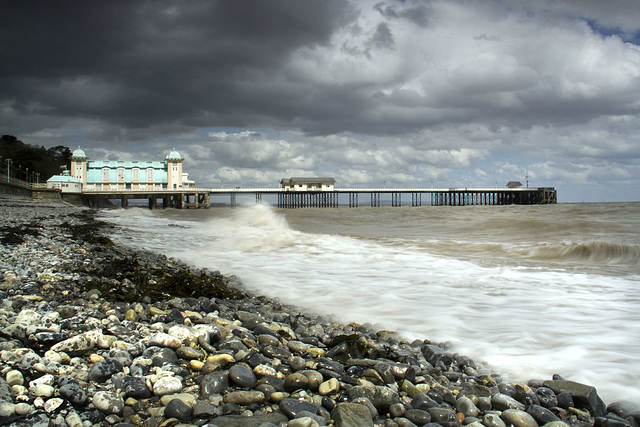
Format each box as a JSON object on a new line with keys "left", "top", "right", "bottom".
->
{"left": 0, "top": 194, "right": 637, "bottom": 427}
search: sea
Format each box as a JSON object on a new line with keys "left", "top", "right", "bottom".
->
{"left": 99, "top": 201, "right": 640, "bottom": 405}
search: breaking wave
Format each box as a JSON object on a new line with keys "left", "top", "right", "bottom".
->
{"left": 528, "top": 241, "right": 640, "bottom": 265}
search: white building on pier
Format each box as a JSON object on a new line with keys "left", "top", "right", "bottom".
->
{"left": 280, "top": 177, "right": 336, "bottom": 191}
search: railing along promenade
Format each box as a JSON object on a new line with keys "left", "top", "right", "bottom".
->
{"left": 80, "top": 185, "right": 557, "bottom": 209}
{"left": 0, "top": 174, "right": 48, "bottom": 190}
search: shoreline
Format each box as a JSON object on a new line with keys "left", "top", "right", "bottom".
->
{"left": 0, "top": 195, "right": 636, "bottom": 427}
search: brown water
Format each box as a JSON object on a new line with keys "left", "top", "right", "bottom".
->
{"left": 102, "top": 202, "right": 640, "bottom": 404}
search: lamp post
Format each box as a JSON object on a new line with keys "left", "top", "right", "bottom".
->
{"left": 6, "top": 159, "right": 12, "bottom": 182}
{"left": 35, "top": 173, "right": 40, "bottom": 185}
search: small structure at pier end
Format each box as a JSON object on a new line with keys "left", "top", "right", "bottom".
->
{"left": 280, "top": 177, "right": 336, "bottom": 191}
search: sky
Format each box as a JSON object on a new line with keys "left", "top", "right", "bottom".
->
{"left": 2, "top": 0, "right": 640, "bottom": 202}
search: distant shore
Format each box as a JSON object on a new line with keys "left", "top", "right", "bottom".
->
{"left": 0, "top": 194, "right": 634, "bottom": 427}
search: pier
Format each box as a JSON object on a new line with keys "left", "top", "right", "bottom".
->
{"left": 80, "top": 186, "right": 557, "bottom": 209}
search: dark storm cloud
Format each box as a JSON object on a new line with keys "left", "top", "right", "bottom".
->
{"left": 0, "top": 0, "right": 351, "bottom": 134}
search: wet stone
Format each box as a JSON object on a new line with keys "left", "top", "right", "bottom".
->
{"left": 176, "top": 346, "right": 204, "bottom": 360}
{"left": 262, "top": 345, "right": 291, "bottom": 359}
{"left": 527, "top": 404, "right": 560, "bottom": 425}
{"left": 289, "top": 356, "right": 307, "bottom": 371}
{"left": 209, "top": 412, "right": 289, "bottom": 426}
{"left": 427, "top": 408, "right": 459, "bottom": 426}
{"left": 535, "top": 387, "right": 558, "bottom": 408}
{"left": 543, "top": 379, "right": 606, "bottom": 417}
{"left": 411, "top": 393, "right": 439, "bottom": 411}
{"left": 501, "top": 409, "right": 539, "bottom": 427}
{"left": 280, "top": 398, "right": 319, "bottom": 419}
{"left": 121, "top": 376, "right": 152, "bottom": 399}
{"left": 352, "top": 397, "right": 379, "bottom": 419}
{"left": 457, "top": 396, "right": 480, "bottom": 417}
{"left": 405, "top": 408, "right": 432, "bottom": 425}
{"left": 201, "top": 372, "right": 229, "bottom": 398}
{"left": 224, "top": 390, "right": 266, "bottom": 405}
{"left": 316, "top": 358, "right": 344, "bottom": 375}
{"left": 229, "top": 364, "right": 257, "bottom": 388}
{"left": 93, "top": 390, "right": 124, "bottom": 415}
{"left": 164, "top": 398, "right": 193, "bottom": 420}
{"left": 149, "top": 332, "right": 182, "bottom": 349}
{"left": 332, "top": 402, "right": 374, "bottom": 427}
{"left": 87, "top": 358, "right": 123, "bottom": 383}
{"left": 484, "top": 413, "right": 507, "bottom": 427}
{"left": 153, "top": 376, "right": 182, "bottom": 396}
{"left": 390, "top": 403, "right": 407, "bottom": 417}
{"left": 151, "top": 347, "right": 179, "bottom": 365}
{"left": 254, "top": 323, "right": 278, "bottom": 337}
{"left": 286, "top": 372, "right": 310, "bottom": 392}
{"left": 556, "top": 391, "right": 574, "bottom": 409}
{"left": 193, "top": 400, "right": 218, "bottom": 418}
{"left": 492, "top": 393, "right": 526, "bottom": 411}
{"left": 59, "top": 382, "right": 89, "bottom": 406}
{"left": 319, "top": 378, "right": 340, "bottom": 396}
{"left": 258, "top": 334, "right": 280, "bottom": 347}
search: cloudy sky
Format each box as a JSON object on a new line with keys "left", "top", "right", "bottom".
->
{"left": 2, "top": 0, "right": 640, "bottom": 202}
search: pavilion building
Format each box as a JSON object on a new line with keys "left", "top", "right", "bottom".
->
{"left": 69, "top": 148, "right": 191, "bottom": 191}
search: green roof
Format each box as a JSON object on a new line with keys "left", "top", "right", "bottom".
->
{"left": 47, "top": 175, "right": 82, "bottom": 183}
{"left": 71, "top": 148, "right": 87, "bottom": 159}
{"left": 166, "top": 148, "right": 183, "bottom": 160}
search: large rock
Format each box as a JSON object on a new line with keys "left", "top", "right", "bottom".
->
{"left": 210, "top": 413, "right": 289, "bottom": 426}
{"left": 332, "top": 402, "right": 374, "bottom": 427}
{"left": 543, "top": 380, "right": 606, "bottom": 417}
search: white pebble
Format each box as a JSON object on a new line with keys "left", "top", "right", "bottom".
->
{"left": 153, "top": 376, "right": 183, "bottom": 396}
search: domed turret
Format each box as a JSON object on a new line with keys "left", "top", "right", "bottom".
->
{"left": 70, "top": 147, "right": 87, "bottom": 186}
{"left": 71, "top": 147, "right": 87, "bottom": 159}
{"left": 166, "top": 148, "right": 183, "bottom": 161}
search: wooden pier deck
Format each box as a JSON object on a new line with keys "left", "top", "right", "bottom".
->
{"left": 81, "top": 186, "right": 557, "bottom": 209}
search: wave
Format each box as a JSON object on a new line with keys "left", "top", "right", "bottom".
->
{"left": 528, "top": 241, "right": 640, "bottom": 265}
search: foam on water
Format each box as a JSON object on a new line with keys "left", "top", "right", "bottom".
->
{"left": 100, "top": 203, "right": 640, "bottom": 404}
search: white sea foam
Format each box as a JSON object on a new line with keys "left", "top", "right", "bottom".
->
{"left": 100, "top": 203, "right": 640, "bottom": 404}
